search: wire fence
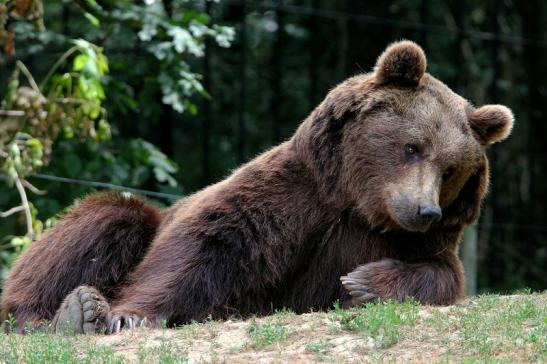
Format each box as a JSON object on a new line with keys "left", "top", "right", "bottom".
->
{"left": 230, "top": 0, "right": 547, "bottom": 47}
{"left": 18, "top": 173, "right": 547, "bottom": 233}
{"left": 30, "top": 173, "right": 182, "bottom": 202}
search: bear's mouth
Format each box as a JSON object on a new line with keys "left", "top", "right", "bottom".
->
{"left": 395, "top": 218, "right": 434, "bottom": 233}
{"left": 388, "top": 201, "right": 442, "bottom": 233}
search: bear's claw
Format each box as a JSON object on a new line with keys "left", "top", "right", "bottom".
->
{"left": 340, "top": 272, "right": 379, "bottom": 305}
{"left": 341, "top": 259, "right": 407, "bottom": 306}
{"left": 340, "top": 262, "right": 389, "bottom": 306}
{"left": 108, "top": 312, "right": 149, "bottom": 333}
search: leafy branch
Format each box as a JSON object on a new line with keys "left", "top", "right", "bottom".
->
{"left": 0, "top": 39, "right": 111, "bottom": 245}
{"left": 74, "top": 0, "right": 234, "bottom": 114}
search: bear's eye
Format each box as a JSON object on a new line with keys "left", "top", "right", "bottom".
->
{"left": 404, "top": 144, "right": 419, "bottom": 158}
{"left": 443, "top": 167, "right": 454, "bottom": 181}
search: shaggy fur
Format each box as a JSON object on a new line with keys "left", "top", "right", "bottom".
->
{"left": 469, "top": 105, "right": 514, "bottom": 145}
{"left": 374, "top": 40, "right": 427, "bottom": 86}
{"left": 1, "top": 193, "right": 160, "bottom": 332}
{"left": 1, "top": 41, "right": 514, "bottom": 333}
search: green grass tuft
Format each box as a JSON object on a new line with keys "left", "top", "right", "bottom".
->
{"left": 137, "top": 339, "right": 188, "bottom": 364}
{"left": 0, "top": 331, "right": 125, "bottom": 364}
{"left": 247, "top": 309, "right": 295, "bottom": 349}
{"left": 306, "top": 340, "right": 332, "bottom": 361}
{"left": 329, "top": 299, "right": 419, "bottom": 348}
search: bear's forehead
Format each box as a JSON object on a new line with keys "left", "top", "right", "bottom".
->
{"left": 367, "top": 74, "right": 471, "bottom": 123}
{"left": 365, "top": 75, "right": 478, "bottom": 156}
{"left": 394, "top": 75, "right": 473, "bottom": 134}
{"left": 411, "top": 76, "right": 468, "bottom": 114}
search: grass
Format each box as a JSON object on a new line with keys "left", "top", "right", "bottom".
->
{"left": 0, "top": 326, "right": 188, "bottom": 364}
{"left": 136, "top": 339, "right": 188, "bottom": 364}
{"left": 425, "top": 293, "right": 546, "bottom": 362}
{"left": 0, "top": 292, "right": 544, "bottom": 363}
{"left": 328, "top": 298, "right": 419, "bottom": 348}
{"left": 306, "top": 340, "right": 332, "bottom": 361}
{"left": 0, "top": 332, "right": 125, "bottom": 363}
{"left": 247, "top": 308, "right": 295, "bottom": 348}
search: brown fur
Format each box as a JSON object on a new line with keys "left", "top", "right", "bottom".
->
{"left": 1, "top": 41, "right": 514, "bottom": 331}
{"left": 469, "top": 104, "right": 514, "bottom": 145}
{"left": 374, "top": 40, "right": 427, "bottom": 86}
{"left": 1, "top": 192, "right": 160, "bottom": 332}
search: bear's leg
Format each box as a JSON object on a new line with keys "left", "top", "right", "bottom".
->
{"left": 105, "top": 228, "right": 265, "bottom": 333}
{"left": 1, "top": 192, "right": 161, "bottom": 333}
{"left": 51, "top": 286, "right": 110, "bottom": 334}
{"left": 106, "top": 260, "right": 240, "bottom": 333}
{"left": 341, "top": 252, "right": 464, "bottom": 306}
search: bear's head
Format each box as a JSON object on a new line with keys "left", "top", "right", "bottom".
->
{"left": 295, "top": 40, "right": 514, "bottom": 233}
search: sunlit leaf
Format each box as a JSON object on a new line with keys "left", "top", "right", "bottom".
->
{"left": 73, "top": 54, "right": 89, "bottom": 71}
{"left": 84, "top": 12, "right": 100, "bottom": 27}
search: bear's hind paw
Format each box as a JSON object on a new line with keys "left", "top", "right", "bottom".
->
{"left": 52, "top": 285, "right": 110, "bottom": 335}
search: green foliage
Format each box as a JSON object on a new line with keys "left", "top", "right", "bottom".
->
{"left": 1, "top": 38, "right": 110, "bottom": 182}
{"left": 3, "top": 134, "right": 44, "bottom": 184}
{"left": 78, "top": 0, "right": 234, "bottom": 114}
{"left": 0, "top": 0, "right": 232, "bottom": 288}
{"left": 0, "top": 38, "right": 115, "bottom": 277}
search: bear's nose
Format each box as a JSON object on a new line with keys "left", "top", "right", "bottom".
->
{"left": 418, "top": 205, "right": 442, "bottom": 223}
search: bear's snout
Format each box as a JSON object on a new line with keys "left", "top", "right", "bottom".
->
{"left": 418, "top": 205, "right": 442, "bottom": 224}
{"left": 387, "top": 195, "right": 442, "bottom": 233}
{"left": 400, "top": 202, "right": 442, "bottom": 232}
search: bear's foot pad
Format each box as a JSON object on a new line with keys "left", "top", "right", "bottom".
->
{"left": 52, "top": 285, "right": 110, "bottom": 335}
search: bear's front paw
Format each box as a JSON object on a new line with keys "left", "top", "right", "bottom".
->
{"left": 340, "top": 259, "right": 403, "bottom": 306}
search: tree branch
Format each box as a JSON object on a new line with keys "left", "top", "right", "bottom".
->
{"left": 0, "top": 205, "right": 25, "bottom": 218}
{"left": 14, "top": 176, "right": 34, "bottom": 239}
{"left": 0, "top": 110, "right": 26, "bottom": 117}
{"left": 40, "top": 46, "right": 79, "bottom": 88}
{"left": 22, "top": 179, "right": 46, "bottom": 195}
{"left": 75, "top": 0, "right": 110, "bottom": 20}
{"left": 16, "top": 61, "right": 40, "bottom": 93}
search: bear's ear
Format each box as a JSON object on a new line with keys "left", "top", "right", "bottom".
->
{"left": 374, "top": 40, "right": 427, "bottom": 86}
{"left": 469, "top": 105, "right": 514, "bottom": 146}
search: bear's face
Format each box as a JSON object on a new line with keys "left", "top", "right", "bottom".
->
{"left": 298, "top": 41, "right": 514, "bottom": 233}
{"left": 343, "top": 76, "right": 484, "bottom": 232}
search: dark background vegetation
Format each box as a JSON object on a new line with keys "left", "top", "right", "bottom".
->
{"left": 1, "top": 0, "right": 546, "bottom": 294}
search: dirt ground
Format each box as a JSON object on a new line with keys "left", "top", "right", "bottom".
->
{"left": 80, "top": 293, "right": 545, "bottom": 363}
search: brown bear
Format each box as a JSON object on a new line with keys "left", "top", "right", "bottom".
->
{"left": 1, "top": 41, "right": 514, "bottom": 334}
